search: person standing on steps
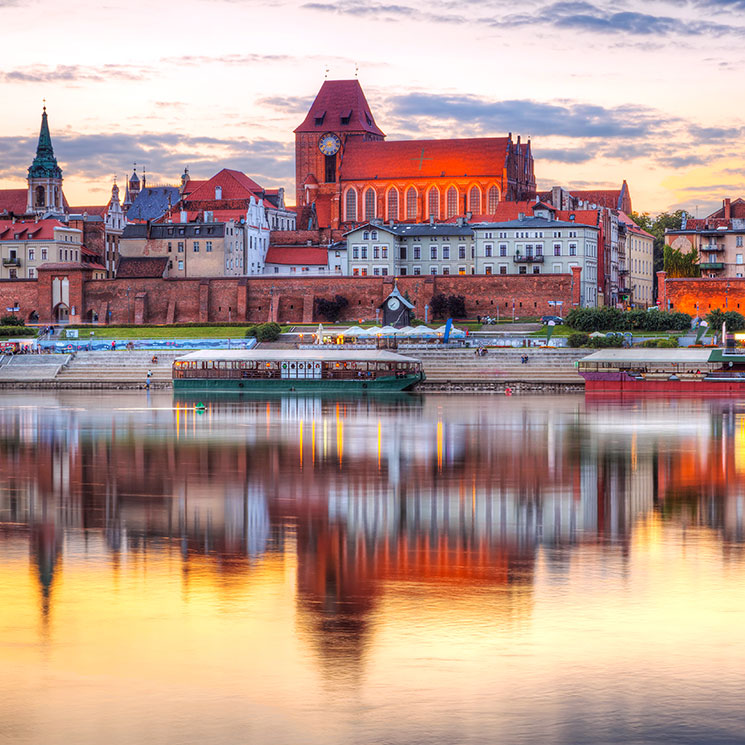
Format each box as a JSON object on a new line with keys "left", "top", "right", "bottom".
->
{"left": 145, "top": 369, "right": 152, "bottom": 390}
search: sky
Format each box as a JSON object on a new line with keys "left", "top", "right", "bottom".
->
{"left": 0, "top": 0, "right": 743, "bottom": 215}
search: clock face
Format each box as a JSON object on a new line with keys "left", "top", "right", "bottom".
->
{"left": 388, "top": 298, "right": 400, "bottom": 311}
{"left": 318, "top": 133, "right": 341, "bottom": 156}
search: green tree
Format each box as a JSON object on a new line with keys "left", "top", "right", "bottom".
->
{"left": 663, "top": 244, "right": 699, "bottom": 277}
{"left": 630, "top": 210, "right": 691, "bottom": 292}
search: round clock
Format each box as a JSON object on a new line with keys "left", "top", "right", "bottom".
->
{"left": 388, "top": 298, "right": 400, "bottom": 311}
{"left": 318, "top": 132, "right": 341, "bottom": 156}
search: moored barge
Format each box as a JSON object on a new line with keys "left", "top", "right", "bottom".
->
{"left": 172, "top": 349, "right": 425, "bottom": 392}
{"left": 578, "top": 348, "right": 745, "bottom": 394}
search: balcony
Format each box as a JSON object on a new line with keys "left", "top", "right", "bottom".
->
{"left": 618, "top": 267, "right": 629, "bottom": 275}
{"left": 2, "top": 257, "right": 20, "bottom": 268}
{"left": 514, "top": 254, "right": 544, "bottom": 263}
{"left": 701, "top": 243, "right": 725, "bottom": 252}
{"left": 700, "top": 262, "right": 725, "bottom": 271}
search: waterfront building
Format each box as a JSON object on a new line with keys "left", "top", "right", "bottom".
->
{"left": 618, "top": 211, "right": 654, "bottom": 307}
{"left": 263, "top": 242, "right": 347, "bottom": 275}
{"left": 666, "top": 198, "right": 745, "bottom": 278}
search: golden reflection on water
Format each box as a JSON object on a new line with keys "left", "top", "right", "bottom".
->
{"left": 1, "top": 392, "right": 745, "bottom": 744}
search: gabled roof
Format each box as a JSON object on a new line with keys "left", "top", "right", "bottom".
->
{"left": 0, "top": 218, "right": 68, "bottom": 241}
{"left": 0, "top": 189, "right": 28, "bottom": 215}
{"left": 68, "top": 205, "right": 108, "bottom": 217}
{"left": 380, "top": 283, "right": 414, "bottom": 310}
{"left": 340, "top": 137, "right": 510, "bottom": 181}
{"left": 265, "top": 246, "right": 328, "bottom": 265}
{"left": 294, "top": 79, "right": 384, "bottom": 136}
{"left": 618, "top": 211, "right": 654, "bottom": 239}
{"left": 126, "top": 186, "right": 180, "bottom": 221}
{"left": 707, "top": 197, "right": 745, "bottom": 220}
{"left": 184, "top": 169, "right": 263, "bottom": 202}
{"left": 116, "top": 256, "right": 168, "bottom": 278}
{"left": 570, "top": 188, "right": 622, "bottom": 209}
{"left": 344, "top": 221, "right": 473, "bottom": 238}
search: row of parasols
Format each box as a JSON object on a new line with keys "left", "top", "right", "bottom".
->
{"left": 315, "top": 324, "right": 467, "bottom": 341}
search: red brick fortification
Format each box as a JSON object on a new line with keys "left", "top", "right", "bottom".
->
{"left": 661, "top": 273, "right": 745, "bottom": 317}
{"left": 0, "top": 268, "right": 580, "bottom": 325}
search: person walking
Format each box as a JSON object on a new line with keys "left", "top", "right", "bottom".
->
{"left": 145, "top": 369, "right": 152, "bottom": 390}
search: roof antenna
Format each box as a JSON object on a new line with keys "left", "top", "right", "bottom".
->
{"left": 42, "top": 97, "right": 46, "bottom": 112}
{"left": 324, "top": 66, "right": 329, "bottom": 79}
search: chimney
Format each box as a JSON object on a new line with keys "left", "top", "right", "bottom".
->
{"left": 724, "top": 198, "right": 731, "bottom": 220}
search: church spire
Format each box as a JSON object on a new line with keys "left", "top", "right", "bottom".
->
{"left": 28, "top": 105, "right": 62, "bottom": 180}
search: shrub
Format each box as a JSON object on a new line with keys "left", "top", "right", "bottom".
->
{"left": 244, "top": 325, "right": 256, "bottom": 338}
{"left": 565, "top": 308, "right": 691, "bottom": 332}
{"left": 1, "top": 315, "right": 25, "bottom": 327}
{"left": 638, "top": 338, "right": 679, "bottom": 348}
{"left": 705, "top": 309, "right": 745, "bottom": 332}
{"left": 0, "top": 326, "right": 36, "bottom": 337}
{"left": 254, "top": 322, "right": 282, "bottom": 342}
{"left": 567, "top": 332, "right": 590, "bottom": 348}
{"left": 587, "top": 335, "right": 624, "bottom": 348}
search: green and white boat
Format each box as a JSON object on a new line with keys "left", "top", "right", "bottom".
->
{"left": 172, "top": 349, "right": 425, "bottom": 392}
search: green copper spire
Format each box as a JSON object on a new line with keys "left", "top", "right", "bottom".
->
{"left": 28, "top": 106, "right": 62, "bottom": 179}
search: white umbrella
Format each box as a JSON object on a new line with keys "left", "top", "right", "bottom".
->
{"left": 315, "top": 323, "right": 324, "bottom": 344}
{"left": 341, "top": 326, "right": 365, "bottom": 337}
{"left": 410, "top": 326, "right": 438, "bottom": 337}
{"left": 398, "top": 326, "right": 415, "bottom": 334}
{"left": 356, "top": 326, "right": 381, "bottom": 337}
{"left": 379, "top": 326, "right": 400, "bottom": 336}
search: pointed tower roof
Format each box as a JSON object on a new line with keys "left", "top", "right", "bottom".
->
{"left": 294, "top": 79, "right": 384, "bottom": 137}
{"left": 28, "top": 106, "right": 62, "bottom": 179}
{"left": 129, "top": 168, "right": 140, "bottom": 185}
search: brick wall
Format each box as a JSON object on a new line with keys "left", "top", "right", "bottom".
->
{"left": 0, "top": 270, "right": 580, "bottom": 325}
{"left": 661, "top": 273, "right": 745, "bottom": 316}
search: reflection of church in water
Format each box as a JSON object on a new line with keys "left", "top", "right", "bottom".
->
{"left": 2, "top": 396, "right": 744, "bottom": 666}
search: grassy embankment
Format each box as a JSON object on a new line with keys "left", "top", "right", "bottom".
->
{"left": 67, "top": 326, "right": 289, "bottom": 340}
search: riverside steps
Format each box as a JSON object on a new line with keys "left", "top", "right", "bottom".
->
{"left": 53, "top": 351, "right": 180, "bottom": 388}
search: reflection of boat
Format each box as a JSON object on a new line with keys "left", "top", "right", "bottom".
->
{"left": 173, "top": 389, "right": 423, "bottom": 409}
{"left": 172, "top": 349, "right": 425, "bottom": 392}
{"left": 579, "top": 348, "right": 745, "bottom": 394}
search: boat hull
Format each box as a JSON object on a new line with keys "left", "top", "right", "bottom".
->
{"left": 583, "top": 373, "right": 745, "bottom": 395}
{"left": 173, "top": 374, "right": 423, "bottom": 392}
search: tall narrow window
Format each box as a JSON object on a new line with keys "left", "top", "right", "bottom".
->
{"left": 487, "top": 186, "right": 499, "bottom": 213}
{"left": 428, "top": 187, "right": 440, "bottom": 220}
{"left": 324, "top": 154, "right": 336, "bottom": 183}
{"left": 364, "top": 188, "right": 376, "bottom": 221}
{"left": 345, "top": 189, "right": 357, "bottom": 222}
{"left": 406, "top": 187, "right": 417, "bottom": 220}
{"left": 387, "top": 188, "right": 399, "bottom": 221}
{"left": 446, "top": 187, "right": 458, "bottom": 218}
{"left": 469, "top": 186, "right": 481, "bottom": 214}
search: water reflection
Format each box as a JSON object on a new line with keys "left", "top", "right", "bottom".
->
{"left": 1, "top": 392, "right": 745, "bottom": 743}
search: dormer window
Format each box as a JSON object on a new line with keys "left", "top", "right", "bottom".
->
{"left": 365, "top": 113, "right": 372, "bottom": 126}
{"left": 314, "top": 111, "right": 326, "bottom": 126}
{"left": 340, "top": 109, "right": 352, "bottom": 125}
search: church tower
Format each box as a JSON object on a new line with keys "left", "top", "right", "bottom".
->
{"left": 294, "top": 80, "right": 384, "bottom": 229}
{"left": 27, "top": 106, "right": 64, "bottom": 215}
{"left": 128, "top": 167, "right": 141, "bottom": 202}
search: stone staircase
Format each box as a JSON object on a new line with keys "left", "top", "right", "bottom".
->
{"left": 408, "top": 347, "right": 587, "bottom": 386}
{"left": 54, "top": 350, "right": 182, "bottom": 388}
{"left": 0, "top": 354, "right": 71, "bottom": 383}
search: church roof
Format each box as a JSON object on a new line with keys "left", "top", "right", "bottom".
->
{"left": 340, "top": 137, "right": 511, "bottom": 181}
{"left": 126, "top": 186, "right": 181, "bottom": 221}
{"left": 0, "top": 189, "right": 29, "bottom": 215}
{"left": 295, "top": 79, "right": 384, "bottom": 137}
{"left": 28, "top": 108, "right": 62, "bottom": 180}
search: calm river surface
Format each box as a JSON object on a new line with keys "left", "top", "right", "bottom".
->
{"left": 1, "top": 391, "right": 744, "bottom": 745}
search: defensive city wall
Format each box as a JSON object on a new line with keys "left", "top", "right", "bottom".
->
{"left": 657, "top": 272, "right": 745, "bottom": 317}
{"left": 0, "top": 265, "right": 583, "bottom": 325}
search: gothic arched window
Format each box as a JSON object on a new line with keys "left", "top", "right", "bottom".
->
{"left": 428, "top": 187, "right": 440, "bottom": 220}
{"left": 387, "top": 188, "right": 399, "bottom": 221}
{"left": 446, "top": 187, "right": 458, "bottom": 218}
{"left": 406, "top": 187, "right": 418, "bottom": 221}
{"left": 487, "top": 186, "right": 500, "bottom": 213}
{"left": 35, "top": 186, "right": 45, "bottom": 208}
{"left": 364, "top": 188, "right": 376, "bottom": 221}
{"left": 469, "top": 186, "right": 481, "bottom": 214}
{"left": 345, "top": 189, "right": 357, "bottom": 222}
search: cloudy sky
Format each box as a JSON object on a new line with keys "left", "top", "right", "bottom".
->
{"left": 1, "top": 0, "right": 743, "bottom": 215}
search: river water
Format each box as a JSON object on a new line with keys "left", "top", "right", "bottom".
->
{"left": 1, "top": 391, "right": 744, "bottom": 745}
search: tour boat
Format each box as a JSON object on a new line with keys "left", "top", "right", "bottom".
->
{"left": 578, "top": 348, "right": 745, "bottom": 394}
{"left": 172, "top": 349, "right": 425, "bottom": 392}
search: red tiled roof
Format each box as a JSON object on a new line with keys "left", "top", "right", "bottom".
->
{"left": 0, "top": 218, "right": 69, "bottom": 241}
{"left": 265, "top": 246, "right": 328, "bottom": 265}
{"left": 156, "top": 208, "right": 248, "bottom": 224}
{"left": 294, "top": 79, "right": 384, "bottom": 137}
{"left": 185, "top": 169, "right": 264, "bottom": 202}
{"left": 69, "top": 205, "right": 107, "bottom": 217}
{"left": 116, "top": 257, "right": 169, "bottom": 278}
{"left": 0, "top": 189, "right": 28, "bottom": 215}
{"left": 570, "top": 189, "right": 622, "bottom": 209}
{"left": 706, "top": 198, "right": 745, "bottom": 220}
{"left": 340, "top": 137, "right": 510, "bottom": 181}
{"left": 618, "top": 211, "right": 654, "bottom": 239}
{"left": 181, "top": 180, "right": 207, "bottom": 196}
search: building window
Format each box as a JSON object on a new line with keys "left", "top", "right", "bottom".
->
{"left": 519, "top": 265, "right": 527, "bottom": 274}
{"left": 353, "top": 247, "right": 359, "bottom": 259}
{"left": 533, "top": 266, "right": 540, "bottom": 274}
{"left": 485, "top": 266, "right": 492, "bottom": 275}
{"left": 387, "top": 188, "right": 399, "bottom": 221}
{"left": 28, "top": 248, "right": 35, "bottom": 261}
{"left": 406, "top": 187, "right": 417, "bottom": 220}
{"left": 499, "top": 265, "right": 507, "bottom": 275}
{"left": 28, "top": 268, "right": 35, "bottom": 278}
{"left": 364, "top": 188, "right": 376, "bottom": 221}
{"left": 536, "top": 245, "right": 543, "bottom": 256}
{"left": 459, "top": 245, "right": 466, "bottom": 259}
{"left": 737, "top": 254, "right": 743, "bottom": 265}
{"left": 738, "top": 236, "right": 743, "bottom": 247}
{"left": 414, "top": 246, "right": 421, "bottom": 260}
{"left": 485, "top": 244, "right": 493, "bottom": 258}
{"left": 499, "top": 244, "right": 507, "bottom": 257}
{"left": 361, "top": 247, "right": 368, "bottom": 259}
{"left": 400, "top": 246, "right": 407, "bottom": 260}
{"left": 554, "top": 243, "right": 561, "bottom": 256}
{"left": 469, "top": 186, "right": 481, "bottom": 213}
{"left": 363, "top": 231, "right": 369, "bottom": 240}
{"left": 447, "top": 186, "right": 458, "bottom": 218}
{"left": 459, "top": 267, "right": 466, "bottom": 275}
{"left": 569, "top": 243, "right": 577, "bottom": 256}
{"left": 193, "top": 242, "right": 199, "bottom": 252}
{"left": 428, "top": 187, "right": 440, "bottom": 219}
{"left": 371, "top": 231, "right": 377, "bottom": 240}
{"left": 381, "top": 267, "right": 388, "bottom": 276}
{"left": 352, "top": 268, "right": 359, "bottom": 276}
{"left": 400, "top": 267, "right": 407, "bottom": 276}
{"left": 373, "top": 267, "right": 380, "bottom": 276}
{"left": 206, "top": 241, "right": 212, "bottom": 252}
{"left": 430, "top": 267, "right": 437, "bottom": 275}
{"left": 443, "top": 246, "right": 450, "bottom": 259}
{"left": 41, "top": 249, "right": 47, "bottom": 260}
{"left": 381, "top": 247, "right": 388, "bottom": 259}
{"left": 442, "top": 268, "right": 450, "bottom": 275}
{"left": 413, "top": 267, "right": 420, "bottom": 275}
{"left": 487, "top": 186, "right": 499, "bottom": 213}
{"left": 274, "top": 266, "right": 279, "bottom": 273}
{"left": 178, "top": 260, "right": 184, "bottom": 271}
{"left": 374, "top": 246, "right": 380, "bottom": 259}
{"left": 430, "top": 246, "right": 437, "bottom": 260}
{"left": 345, "top": 189, "right": 357, "bottom": 222}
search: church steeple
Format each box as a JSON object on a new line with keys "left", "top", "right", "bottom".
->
{"left": 29, "top": 106, "right": 62, "bottom": 180}
{"left": 27, "top": 105, "right": 64, "bottom": 215}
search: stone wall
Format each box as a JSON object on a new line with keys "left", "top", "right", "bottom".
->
{"left": 660, "top": 272, "right": 745, "bottom": 316}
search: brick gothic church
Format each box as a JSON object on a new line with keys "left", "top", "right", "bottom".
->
{"left": 295, "top": 80, "right": 536, "bottom": 231}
